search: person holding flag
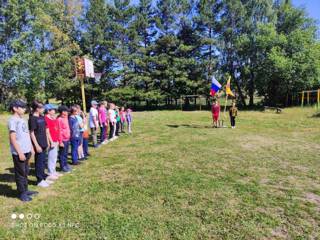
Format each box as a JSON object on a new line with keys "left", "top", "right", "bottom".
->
{"left": 210, "top": 75, "right": 222, "bottom": 127}
{"left": 211, "top": 98, "right": 221, "bottom": 128}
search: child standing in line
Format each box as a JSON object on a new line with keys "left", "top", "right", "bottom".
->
{"left": 108, "top": 103, "right": 117, "bottom": 141}
{"left": 126, "top": 108, "right": 133, "bottom": 134}
{"left": 8, "top": 100, "right": 38, "bottom": 202}
{"left": 75, "top": 105, "right": 85, "bottom": 160}
{"left": 211, "top": 99, "right": 220, "bottom": 128}
{"left": 229, "top": 101, "right": 238, "bottom": 129}
{"left": 29, "top": 100, "right": 53, "bottom": 188}
{"left": 81, "top": 112, "right": 90, "bottom": 159}
{"left": 104, "top": 102, "right": 109, "bottom": 142}
{"left": 44, "top": 104, "right": 62, "bottom": 179}
{"left": 89, "top": 100, "right": 99, "bottom": 148}
{"left": 119, "top": 107, "right": 126, "bottom": 133}
{"left": 98, "top": 101, "right": 107, "bottom": 144}
{"left": 115, "top": 106, "right": 121, "bottom": 136}
{"left": 57, "top": 105, "right": 72, "bottom": 173}
{"left": 69, "top": 105, "right": 81, "bottom": 165}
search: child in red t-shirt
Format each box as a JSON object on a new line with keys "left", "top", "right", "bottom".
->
{"left": 211, "top": 99, "right": 220, "bottom": 128}
{"left": 45, "top": 104, "right": 62, "bottom": 179}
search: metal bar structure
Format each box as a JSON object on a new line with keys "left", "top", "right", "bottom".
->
{"left": 318, "top": 89, "right": 320, "bottom": 109}
{"left": 300, "top": 89, "right": 320, "bottom": 108}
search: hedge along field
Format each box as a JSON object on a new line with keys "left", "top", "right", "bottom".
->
{"left": 0, "top": 108, "right": 319, "bottom": 239}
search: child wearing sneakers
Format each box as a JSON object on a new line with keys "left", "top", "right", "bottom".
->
{"left": 8, "top": 100, "right": 38, "bottom": 202}
{"left": 45, "top": 104, "right": 62, "bottom": 180}
{"left": 89, "top": 100, "right": 99, "bottom": 148}
{"left": 81, "top": 112, "right": 90, "bottom": 158}
{"left": 120, "top": 107, "right": 126, "bottom": 133}
{"left": 57, "top": 105, "right": 72, "bottom": 173}
{"left": 75, "top": 105, "right": 85, "bottom": 160}
{"left": 69, "top": 105, "right": 82, "bottom": 165}
{"left": 229, "top": 101, "right": 238, "bottom": 129}
{"left": 29, "top": 100, "right": 53, "bottom": 188}
{"left": 98, "top": 101, "right": 108, "bottom": 144}
{"left": 115, "top": 106, "right": 121, "bottom": 136}
{"left": 211, "top": 99, "right": 220, "bottom": 128}
{"left": 108, "top": 103, "right": 117, "bottom": 141}
{"left": 126, "top": 108, "right": 133, "bottom": 133}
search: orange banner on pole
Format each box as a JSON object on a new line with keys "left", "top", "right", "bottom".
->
{"left": 226, "top": 77, "right": 234, "bottom": 97}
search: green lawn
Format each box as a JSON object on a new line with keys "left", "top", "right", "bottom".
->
{"left": 0, "top": 108, "right": 320, "bottom": 239}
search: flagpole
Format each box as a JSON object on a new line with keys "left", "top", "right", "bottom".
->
{"left": 224, "top": 92, "right": 228, "bottom": 118}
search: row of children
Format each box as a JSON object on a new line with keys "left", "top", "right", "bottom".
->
{"left": 89, "top": 100, "right": 132, "bottom": 148}
{"left": 7, "top": 99, "right": 133, "bottom": 202}
{"left": 211, "top": 99, "right": 238, "bottom": 128}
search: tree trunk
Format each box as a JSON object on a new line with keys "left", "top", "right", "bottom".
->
{"left": 249, "top": 69, "right": 254, "bottom": 107}
{"left": 231, "top": 69, "right": 246, "bottom": 107}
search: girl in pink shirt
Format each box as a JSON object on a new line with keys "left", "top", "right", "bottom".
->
{"left": 98, "top": 101, "right": 108, "bottom": 143}
{"left": 57, "top": 106, "right": 72, "bottom": 172}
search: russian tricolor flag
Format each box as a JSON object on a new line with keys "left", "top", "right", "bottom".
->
{"left": 210, "top": 76, "right": 221, "bottom": 96}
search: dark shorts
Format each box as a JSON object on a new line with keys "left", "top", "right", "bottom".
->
{"left": 79, "top": 132, "right": 84, "bottom": 144}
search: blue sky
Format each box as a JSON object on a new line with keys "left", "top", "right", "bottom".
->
{"left": 292, "top": 0, "right": 320, "bottom": 24}
{"left": 127, "top": 0, "right": 320, "bottom": 27}
{"left": 129, "top": 0, "right": 320, "bottom": 24}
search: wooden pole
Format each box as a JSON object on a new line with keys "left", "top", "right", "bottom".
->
{"left": 180, "top": 97, "right": 183, "bottom": 111}
{"left": 301, "top": 91, "right": 304, "bottom": 107}
{"left": 307, "top": 91, "right": 310, "bottom": 105}
{"left": 80, "top": 77, "right": 86, "bottom": 112}
{"left": 224, "top": 93, "right": 228, "bottom": 118}
{"left": 317, "top": 89, "right": 320, "bottom": 109}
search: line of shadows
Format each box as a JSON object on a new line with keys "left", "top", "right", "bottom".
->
{"left": 166, "top": 124, "right": 213, "bottom": 129}
{"left": 0, "top": 165, "right": 38, "bottom": 199}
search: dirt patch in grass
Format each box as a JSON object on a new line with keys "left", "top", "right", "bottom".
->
{"left": 239, "top": 135, "right": 281, "bottom": 151}
{"left": 270, "top": 226, "right": 288, "bottom": 239}
{"left": 305, "top": 192, "right": 320, "bottom": 207}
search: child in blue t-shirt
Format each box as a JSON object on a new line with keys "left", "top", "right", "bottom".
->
{"left": 69, "top": 105, "right": 81, "bottom": 165}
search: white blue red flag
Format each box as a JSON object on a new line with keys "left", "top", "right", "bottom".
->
{"left": 210, "top": 76, "right": 221, "bottom": 96}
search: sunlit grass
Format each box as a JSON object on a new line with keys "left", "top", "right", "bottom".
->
{"left": 0, "top": 107, "right": 319, "bottom": 239}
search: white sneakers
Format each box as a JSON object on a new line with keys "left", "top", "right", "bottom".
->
{"left": 37, "top": 171, "right": 65, "bottom": 188}
{"left": 47, "top": 175, "right": 59, "bottom": 181}
{"left": 37, "top": 180, "right": 50, "bottom": 188}
{"left": 54, "top": 172, "right": 63, "bottom": 177}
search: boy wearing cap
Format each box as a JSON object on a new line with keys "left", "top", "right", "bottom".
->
{"left": 89, "top": 100, "right": 99, "bottom": 148}
{"left": 8, "top": 100, "right": 38, "bottom": 202}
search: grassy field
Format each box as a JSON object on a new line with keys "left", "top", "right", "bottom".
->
{"left": 0, "top": 108, "right": 320, "bottom": 239}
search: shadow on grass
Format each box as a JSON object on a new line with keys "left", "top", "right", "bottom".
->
{"left": 3, "top": 167, "right": 37, "bottom": 186}
{"left": 0, "top": 184, "right": 17, "bottom": 198}
{"left": 311, "top": 112, "right": 320, "bottom": 118}
{"left": 0, "top": 173, "right": 15, "bottom": 183}
{"left": 167, "top": 124, "right": 214, "bottom": 129}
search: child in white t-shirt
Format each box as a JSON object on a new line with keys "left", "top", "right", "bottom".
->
{"left": 108, "top": 103, "right": 117, "bottom": 140}
{"left": 89, "top": 100, "right": 99, "bottom": 147}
